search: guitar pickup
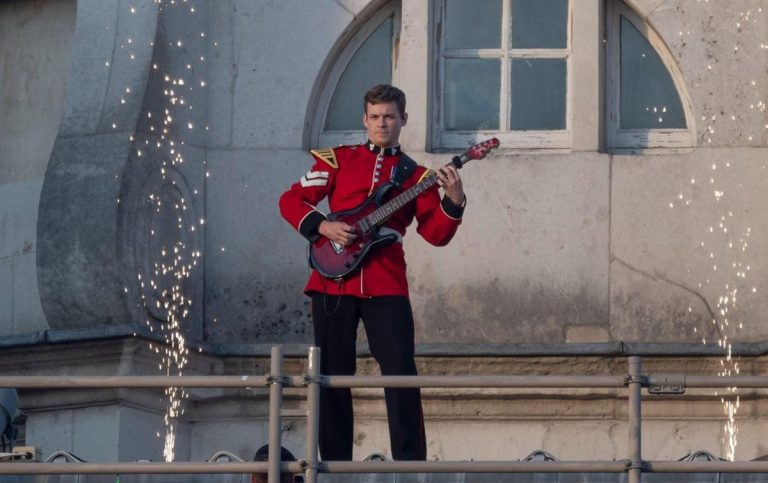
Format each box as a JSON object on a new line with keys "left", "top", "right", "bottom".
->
{"left": 330, "top": 240, "right": 344, "bottom": 255}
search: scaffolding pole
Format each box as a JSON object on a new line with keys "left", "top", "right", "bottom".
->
{"left": 628, "top": 356, "right": 643, "bottom": 483}
{"left": 267, "top": 345, "right": 283, "bottom": 483}
{"left": 304, "top": 346, "right": 321, "bottom": 483}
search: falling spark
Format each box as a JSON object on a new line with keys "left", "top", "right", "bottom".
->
{"left": 122, "top": 0, "right": 213, "bottom": 463}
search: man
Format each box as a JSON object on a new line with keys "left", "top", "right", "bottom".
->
{"left": 251, "top": 445, "right": 300, "bottom": 483}
{"left": 279, "top": 84, "right": 465, "bottom": 461}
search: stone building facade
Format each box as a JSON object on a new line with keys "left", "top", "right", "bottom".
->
{"left": 1, "top": 0, "right": 768, "bottom": 468}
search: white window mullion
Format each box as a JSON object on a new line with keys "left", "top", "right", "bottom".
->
{"left": 435, "top": 0, "right": 446, "bottom": 148}
{"left": 564, "top": 0, "right": 573, "bottom": 142}
{"left": 508, "top": 50, "right": 569, "bottom": 58}
{"left": 390, "top": 7, "right": 402, "bottom": 84}
{"left": 500, "top": 0, "right": 511, "bottom": 131}
{"left": 443, "top": 49, "right": 507, "bottom": 58}
{"left": 500, "top": 57, "right": 510, "bottom": 131}
{"left": 605, "top": 1, "right": 621, "bottom": 150}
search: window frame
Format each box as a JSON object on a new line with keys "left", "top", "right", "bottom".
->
{"left": 430, "top": 0, "right": 573, "bottom": 151}
{"left": 605, "top": 1, "right": 696, "bottom": 150}
{"left": 308, "top": 3, "right": 401, "bottom": 149}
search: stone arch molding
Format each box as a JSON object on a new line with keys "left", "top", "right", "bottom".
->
{"left": 621, "top": 0, "right": 670, "bottom": 20}
{"left": 37, "top": 0, "right": 204, "bottom": 333}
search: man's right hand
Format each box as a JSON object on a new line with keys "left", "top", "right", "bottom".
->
{"left": 318, "top": 220, "right": 358, "bottom": 246}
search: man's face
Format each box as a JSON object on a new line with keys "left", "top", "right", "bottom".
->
{"left": 363, "top": 101, "right": 407, "bottom": 148}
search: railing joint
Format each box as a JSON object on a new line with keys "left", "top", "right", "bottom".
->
{"left": 265, "top": 374, "right": 288, "bottom": 386}
{"left": 624, "top": 374, "right": 648, "bottom": 386}
{"left": 302, "top": 374, "right": 325, "bottom": 386}
{"left": 298, "top": 459, "right": 321, "bottom": 471}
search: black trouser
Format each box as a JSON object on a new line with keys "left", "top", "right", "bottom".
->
{"left": 311, "top": 294, "right": 427, "bottom": 461}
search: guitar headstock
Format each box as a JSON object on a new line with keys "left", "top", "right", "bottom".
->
{"left": 450, "top": 138, "right": 500, "bottom": 169}
{"left": 466, "top": 137, "right": 500, "bottom": 160}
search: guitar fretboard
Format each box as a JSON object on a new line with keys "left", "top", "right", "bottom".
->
{"left": 362, "top": 171, "right": 441, "bottom": 228}
{"left": 355, "top": 138, "right": 497, "bottom": 231}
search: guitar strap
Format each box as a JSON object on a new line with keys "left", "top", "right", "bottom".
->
{"left": 390, "top": 153, "right": 418, "bottom": 188}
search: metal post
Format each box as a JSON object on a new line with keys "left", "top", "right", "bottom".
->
{"left": 304, "top": 346, "right": 321, "bottom": 483}
{"left": 268, "top": 345, "right": 284, "bottom": 483}
{"left": 628, "top": 356, "right": 643, "bottom": 483}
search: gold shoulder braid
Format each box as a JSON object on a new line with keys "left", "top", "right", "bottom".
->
{"left": 309, "top": 147, "right": 338, "bottom": 169}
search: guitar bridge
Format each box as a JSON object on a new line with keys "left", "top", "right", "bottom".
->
{"left": 330, "top": 240, "right": 344, "bottom": 255}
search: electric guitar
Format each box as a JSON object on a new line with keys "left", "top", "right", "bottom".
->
{"left": 309, "top": 138, "right": 500, "bottom": 279}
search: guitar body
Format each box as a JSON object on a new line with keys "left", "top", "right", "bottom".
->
{"left": 309, "top": 186, "right": 400, "bottom": 279}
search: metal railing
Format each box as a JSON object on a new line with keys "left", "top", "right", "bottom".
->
{"left": 1, "top": 346, "right": 768, "bottom": 482}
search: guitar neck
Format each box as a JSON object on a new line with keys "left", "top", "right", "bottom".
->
{"left": 364, "top": 158, "right": 465, "bottom": 228}
{"left": 358, "top": 137, "right": 499, "bottom": 230}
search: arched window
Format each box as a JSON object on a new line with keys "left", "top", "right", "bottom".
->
{"left": 605, "top": 1, "right": 695, "bottom": 150}
{"left": 308, "top": 3, "right": 400, "bottom": 148}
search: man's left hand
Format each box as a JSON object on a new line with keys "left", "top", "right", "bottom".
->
{"left": 436, "top": 165, "right": 464, "bottom": 206}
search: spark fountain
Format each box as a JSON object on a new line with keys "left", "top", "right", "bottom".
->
{"left": 117, "top": 0, "right": 211, "bottom": 462}
{"left": 669, "top": 4, "right": 765, "bottom": 461}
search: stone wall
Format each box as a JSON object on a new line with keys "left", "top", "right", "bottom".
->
{"left": 2, "top": 0, "right": 766, "bottom": 345}
{"left": 0, "top": 0, "right": 76, "bottom": 336}
{"left": 2, "top": 0, "right": 768, "bottom": 467}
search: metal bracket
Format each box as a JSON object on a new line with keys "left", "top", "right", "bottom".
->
{"left": 647, "top": 374, "right": 686, "bottom": 395}
{"left": 624, "top": 375, "right": 649, "bottom": 386}
{"left": 265, "top": 374, "right": 289, "bottom": 385}
{"left": 296, "top": 459, "right": 311, "bottom": 469}
{"left": 302, "top": 374, "right": 326, "bottom": 386}
{"left": 625, "top": 460, "right": 646, "bottom": 471}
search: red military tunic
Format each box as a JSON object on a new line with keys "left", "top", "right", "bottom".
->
{"left": 279, "top": 142, "right": 464, "bottom": 298}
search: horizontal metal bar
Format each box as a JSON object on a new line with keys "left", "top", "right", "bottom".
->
{"left": 8, "top": 460, "right": 768, "bottom": 476}
{"left": 325, "top": 375, "right": 628, "bottom": 388}
{"left": 647, "top": 461, "right": 768, "bottom": 472}
{"left": 2, "top": 374, "right": 626, "bottom": 390}
{"left": 0, "top": 461, "right": 629, "bottom": 475}
{"left": 322, "top": 460, "right": 630, "bottom": 473}
{"left": 7, "top": 374, "right": 768, "bottom": 390}
{"left": 680, "top": 376, "right": 768, "bottom": 388}
{"left": 0, "top": 461, "right": 304, "bottom": 475}
{"left": 0, "top": 375, "right": 270, "bottom": 389}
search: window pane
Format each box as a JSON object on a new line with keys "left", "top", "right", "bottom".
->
{"left": 325, "top": 18, "right": 392, "bottom": 131}
{"left": 445, "top": 0, "right": 501, "bottom": 49}
{"left": 444, "top": 58, "right": 500, "bottom": 130}
{"left": 511, "top": 0, "right": 568, "bottom": 49}
{"left": 620, "top": 17, "right": 685, "bottom": 129}
{"left": 510, "top": 58, "right": 566, "bottom": 130}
